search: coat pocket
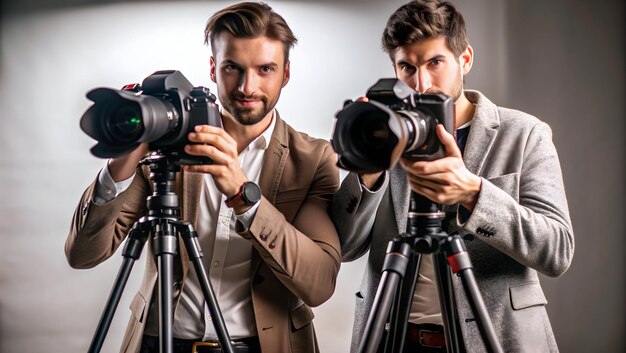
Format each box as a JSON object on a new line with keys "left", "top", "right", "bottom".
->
{"left": 121, "top": 292, "right": 147, "bottom": 353}
{"left": 290, "top": 303, "right": 315, "bottom": 330}
{"left": 289, "top": 303, "right": 318, "bottom": 352}
{"left": 509, "top": 281, "right": 547, "bottom": 310}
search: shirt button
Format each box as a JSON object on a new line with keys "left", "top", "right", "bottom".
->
{"left": 214, "top": 261, "right": 220, "bottom": 268}
{"left": 221, "top": 218, "right": 230, "bottom": 226}
{"left": 105, "top": 189, "right": 112, "bottom": 194}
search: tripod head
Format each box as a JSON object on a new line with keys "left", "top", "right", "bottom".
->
{"left": 406, "top": 191, "right": 448, "bottom": 254}
{"left": 140, "top": 152, "right": 182, "bottom": 220}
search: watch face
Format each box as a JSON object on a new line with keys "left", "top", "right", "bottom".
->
{"left": 243, "top": 182, "right": 261, "bottom": 205}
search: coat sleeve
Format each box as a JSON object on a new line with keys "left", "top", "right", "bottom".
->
{"left": 459, "top": 122, "right": 574, "bottom": 277}
{"left": 65, "top": 167, "right": 149, "bottom": 269}
{"left": 329, "top": 172, "right": 389, "bottom": 261}
{"left": 236, "top": 144, "right": 342, "bottom": 307}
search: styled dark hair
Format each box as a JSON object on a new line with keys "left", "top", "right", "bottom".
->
{"left": 382, "top": 0, "right": 468, "bottom": 58}
{"left": 204, "top": 1, "right": 297, "bottom": 63}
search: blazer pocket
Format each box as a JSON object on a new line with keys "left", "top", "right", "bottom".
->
{"left": 509, "top": 281, "right": 547, "bottom": 310}
{"left": 121, "top": 292, "right": 148, "bottom": 353}
{"left": 487, "top": 173, "right": 520, "bottom": 201}
{"left": 290, "top": 303, "right": 315, "bottom": 330}
{"left": 129, "top": 292, "right": 148, "bottom": 322}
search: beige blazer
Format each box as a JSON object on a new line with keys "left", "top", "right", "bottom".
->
{"left": 66, "top": 114, "right": 341, "bottom": 353}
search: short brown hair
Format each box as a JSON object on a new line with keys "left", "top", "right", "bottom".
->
{"left": 382, "top": 0, "right": 468, "bottom": 58}
{"left": 204, "top": 2, "right": 297, "bottom": 63}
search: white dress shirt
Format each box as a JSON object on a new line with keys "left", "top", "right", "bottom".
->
{"left": 94, "top": 112, "right": 276, "bottom": 340}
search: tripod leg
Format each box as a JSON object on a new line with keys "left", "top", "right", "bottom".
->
{"left": 433, "top": 252, "right": 462, "bottom": 353}
{"left": 446, "top": 236, "right": 503, "bottom": 353}
{"left": 385, "top": 250, "right": 421, "bottom": 353}
{"left": 153, "top": 223, "right": 178, "bottom": 353}
{"left": 358, "top": 240, "right": 412, "bottom": 353}
{"left": 176, "top": 221, "right": 235, "bottom": 353}
{"left": 88, "top": 223, "right": 150, "bottom": 353}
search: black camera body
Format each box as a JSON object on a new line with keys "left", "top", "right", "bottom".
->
{"left": 332, "top": 78, "right": 455, "bottom": 173}
{"left": 80, "top": 70, "right": 221, "bottom": 165}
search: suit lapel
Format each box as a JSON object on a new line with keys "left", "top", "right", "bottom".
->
{"left": 390, "top": 165, "right": 410, "bottom": 233}
{"left": 462, "top": 90, "right": 500, "bottom": 176}
{"left": 252, "top": 113, "right": 289, "bottom": 275}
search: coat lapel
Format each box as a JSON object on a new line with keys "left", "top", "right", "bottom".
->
{"left": 462, "top": 90, "right": 500, "bottom": 176}
{"left": 251, "top": 113, "right": 289, "bottom": 275}
{"left": 390, "top": 165, "right": 410, "bottom": 233}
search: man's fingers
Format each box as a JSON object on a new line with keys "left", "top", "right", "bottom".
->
{"left": 436, "top": 124, "right": 462, "bottom": 158}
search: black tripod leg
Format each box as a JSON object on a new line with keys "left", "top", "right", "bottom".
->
{"left": 446, "top": 236, "right": 503, "bottom": 353}
{"left": 433, "top": 252, "right": 462, "bottom": 353}
{"left": 358, "top": 240, "right": 412, "bottom": 353}
{"left": 386, "top": 250, "right": 421, "bottom": 353}
{"left": 88, "top": 223, "right": 150, "bottom": 353}
{"left": 176, "top": 221, "right": 235, "bottom": 353}
{"left": 153, "top": 223, "right": 178, "bottom": 353}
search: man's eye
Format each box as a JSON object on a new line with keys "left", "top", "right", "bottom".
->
{"left": 260, "top": 66, "right": 273, "bottom": 73}
{"left": 225, "top": 64, "right": 239, "bottom": 72}
{"left": 430, "top": 59, "right": 442, "bottom": 66}
{"left": 400, "top": 64, "right": 415, "bottom": 73}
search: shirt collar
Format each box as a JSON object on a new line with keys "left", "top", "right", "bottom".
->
{"left": 253, "top": 109, "right": 275, "bottom": 151}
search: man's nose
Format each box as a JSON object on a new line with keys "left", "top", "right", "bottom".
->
{"left": 414, "top": 70, "right": 432, "bottom": 94}
{"left": 238, "top": 71, "right": 257, "bottom": 96}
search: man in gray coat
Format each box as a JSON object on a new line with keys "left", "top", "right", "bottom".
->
{"left": 330, "top": 1, "right": 574, "bottom": 352}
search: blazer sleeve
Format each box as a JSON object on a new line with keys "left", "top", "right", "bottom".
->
{"left": 330, "top": 172, "right": 389, "bottom": 261}
{"left": 65, "top": 167, "right": 149, "bottom": 269}
{"left": 236, "top": 144, "right": 342, "bottom": 307}
{"left": 459, "top": 122, "right": 574, "bottom": 277}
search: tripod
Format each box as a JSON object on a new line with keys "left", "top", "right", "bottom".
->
{"left": 358, "top": 191, "right": 503, "bottom": 353}
{"left": 87, "top": 152, "right": 235, "bottom": 353}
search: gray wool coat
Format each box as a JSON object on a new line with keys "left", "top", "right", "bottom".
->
{"left": 330, "top": 90, "right": 574, "bottom": 353}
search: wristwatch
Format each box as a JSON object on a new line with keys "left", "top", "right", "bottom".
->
{"left": 225, "top": 181, "right": 261, "bottom": 208}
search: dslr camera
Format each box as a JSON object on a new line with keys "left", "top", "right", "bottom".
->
{"left": 80, "top": 70, "right": 221, "bottom": 165}
{"left": 331, "top": 78, "right": 455, "bottom": 173}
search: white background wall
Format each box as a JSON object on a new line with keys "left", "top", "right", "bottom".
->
{"left": 0, "top": 0, "right": 624, "bottom": 352}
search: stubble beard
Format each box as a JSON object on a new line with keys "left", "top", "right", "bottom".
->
{"left": 224, "top": 94, "right": 275, "bottom": 126}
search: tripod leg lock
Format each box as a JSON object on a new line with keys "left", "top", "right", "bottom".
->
{"left": 382, "top": 241, "right": 412, "bottom": 276}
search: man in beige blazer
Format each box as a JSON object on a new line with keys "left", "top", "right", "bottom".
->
{"left": 66, "top": 3, "right": 340, "bottom": 353}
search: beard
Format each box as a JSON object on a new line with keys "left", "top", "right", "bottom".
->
{"left": 424, "top": 67, "right": 464, "bottom": 102}
{"left": 221, "top": 92, "right": 278, "bottom": 126}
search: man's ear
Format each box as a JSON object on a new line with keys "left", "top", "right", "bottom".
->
{"left": 461, "top": 45, "right": 474, "bottom": 75}
{"left": 282, "top": 60, "right": 290, "bottom": 88}
{"left": 210, "top": 56, "right": 217, "bottom": 83}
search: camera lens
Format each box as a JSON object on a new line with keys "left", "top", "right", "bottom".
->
{"left": 106, "top": 105, "right": 144, "bottom": 143}
{"left": 353, "top": 111, "right": 391, "bottom": 150}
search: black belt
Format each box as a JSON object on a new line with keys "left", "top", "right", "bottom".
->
{"left": 141, "top": 335, "right": 261, "bottom": 353}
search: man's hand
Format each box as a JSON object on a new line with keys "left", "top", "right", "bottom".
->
{"left": 183, "top": 125, "right": 249, "bottom": 199}
{"left": 108, "top": 143, "right": 149, "bottom": 182}
{"left": 400, "top": 124, "right": 482, "bottom": 210}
